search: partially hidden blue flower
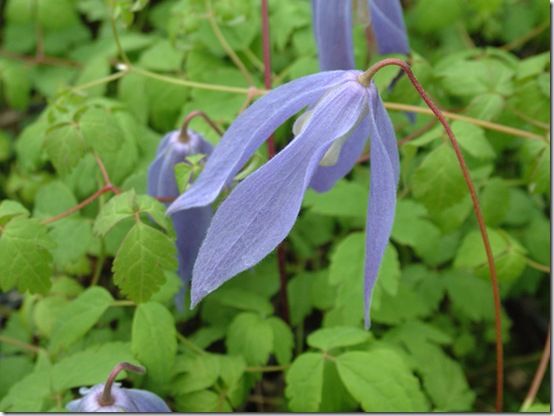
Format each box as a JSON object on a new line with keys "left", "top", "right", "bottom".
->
{"left": 67, "top": 383, "right": 171, "bottom": 412}
{"left": 148, "top": 129, "right": 213, "bottom": 303}
{"left": 168, "top": 70, "right": 399, "bottom": 327}
{"left": 312, "top": 0, "right": 410, "bottom": 71}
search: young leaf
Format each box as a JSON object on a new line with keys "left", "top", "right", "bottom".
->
{"left": 285, "top": 352, "right": 325, "bottom": 412}
{"left": 336, "top": 349, "right": 429, "bottom": 412}
{"left": 112, "top": 222, "right": 177, "bottom": 303}
{"left": 49, "top": 286, "right": 113, "bottom": 352}
{"left": 93, "top": 191, "right": 136, "bottom": 236}
{"left": 0, "top": 217, "right": 55, "bottom": 294}
{"left": 132, "top": 302, "right": 177, "bottom": 385}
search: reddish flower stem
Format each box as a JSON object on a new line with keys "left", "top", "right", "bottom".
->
{"left": 360, "top": 58, "right": 504, "bottom": 412}
{"left": 99, "top": 362, "right": 145, "bottom": 406}
{"left": 262, "top": 0, "right": 290, "bottom": 324}
{"left": 521, "top": 327, "right": 551, "bottom": 411}
{"left": 42, "top": 185, "right": 115, "bottom": 225}
{"left": 179, "top": 110, "right": 224, "bottom": 142}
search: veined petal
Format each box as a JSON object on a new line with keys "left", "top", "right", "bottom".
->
{"left": 167, "top": 71, "right": 354, "bottom": 215}
{"left": 191, "top": 81, "right": 368, "bottom": 306}
{"left": 309, "top": 115, "right": 369, "bottom": 192}
{"left": 363, "top": 86, "right": 400, "bottom": 328}
{"left": 312, "top": 0, "right": 355, "bottom": 70}
{"left": 368, "top": 0, "right": 410, "bottom": 55}
{"left": 125, "top": 389, "right": 172, "bottom": 412}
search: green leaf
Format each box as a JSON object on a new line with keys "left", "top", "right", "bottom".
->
{"left": 52, "top": 342, "right": 136, "bottom": 390}
{"left": 0, "top": 356, "right": 34, "bottom": 398}
{"left": 0, "top": 217, "right": 55, "bottom": 294}
{"left": 75, "top": 56, "right": 110, "bottom": 97}
{"left": 303, "top": 180, "right": 367, "bottom": 218}
{"left": 49, "top": 218, "right": 93, "bottom": 267}
{"left": 0, "top": 59, "right": 31, "bottom": 110}
{"left": 44, "top": 122, "right": 87, "bottom": 175}
{"left": 112, "top": 222, "right": 175, "bottom": 301}
{"left": 524, "top": 215, "right": 550, "bottom": 265}
{"left": 285, "top": 352, "right": 325, "bottom": 412}
{"left": 132, "top": 302, "right": 177, "bottom": 385}
{"left": 411, "top": 144, "right": 467, "bottom": 213}
{"left": 33, "top": 180, "right": 77, "bottom": 219}
{"left": 173, "top": 352, "right": 220, "bottom": 395}
{"left": 49, "top": 286, "right": 113, "bottom": 352}
{"left": 79, "top": 107, "right": 123, "bottom": 157}
{"left": 444, "top": 270, "right": 494, "bottom": 321}
{"left": 307, "top": 326, "right": 370, "bottom": 352}
{"left": 175, "top": 390, "right": 232, "bottom": 412}
{"left": 0, "top": 200, "right": 28, "bottom": 225}
{"left": 268, "top": 317, "right": 294, "bottom": 365}
{"left": 480, "top": 178, "right": 510, "bottom": 227}
{"left": 451, "top": 121, "right": 495, "bottom": 160}
{"left": 94, "top": 191, "right": 135, "bottom": 236}
{"left": 336, "top": 349, "right": 428, "bottom": 412}
{"left": 226, "top": 312, "right": 273, "bottom": 366}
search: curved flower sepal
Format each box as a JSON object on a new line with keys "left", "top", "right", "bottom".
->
{"left": 190, "top": 79, "right": 368, "bottom": 307}
{"left": 368, "top": 0, "right": 410, "bottom": 56}
{"left": 312, "top": 0, "right": 355, "bottom": 71}
{"left": 66, "top": 384, "right": 171, "bottom": 412}
{"left": 147, "top": 130, "right": 213, "bottom": 304}
{"left": 363, "top": 86, "right": 400, "bottom": 328}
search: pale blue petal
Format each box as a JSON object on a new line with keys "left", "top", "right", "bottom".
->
{"left": 167, "top": 71, "right": 355, "bottom": 215}
{"left": 312, "top": 0, "right": 355, "bottom": 71}
{"left": 368, "top": 0, "right": 410, "bottom": 55}
{"left": 363, "top": 86, "right": 400, "bottom": 328}
{"left": 191, "top": 81, "right": 368, "bottom": 306}
{"left": 309, "top": 116, "right": 369, "bottom": 192}
{"left": 126, "top": 388, "right": 172, "bottom": 412}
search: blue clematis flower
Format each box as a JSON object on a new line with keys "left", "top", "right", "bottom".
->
{"left": 148, "top": 129, "right": 213, "bottom": 302}
{"left": 168, "top": 70, "right": 399, "bottom": 327}
{"left": 66, "top": 383, "right": 171, "bottom": 412}
{"left": 312, "top": 0, "right": 410, "bottom": 71}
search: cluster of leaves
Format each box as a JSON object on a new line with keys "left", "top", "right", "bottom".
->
{"left": 0, "top": 0, "right": 550, "bottom": 412}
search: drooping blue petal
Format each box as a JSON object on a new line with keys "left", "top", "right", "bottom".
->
{"left": 312, "top": 0, "right": 355, "bottom": 70}
{"left": 66, "top": 384, "right": 171, "bottom": 412}
{"left": 368, "top": 0, "right": 410, "bottom": 55}
{"left": 309, "top": 116, "right": 369, "bottom": 192}
{"left": 168, "top": 71, "right": 355, "bottom": 215}
{"left": 190, "top": 79, "right": 368, "bottom": 306}
{"left": 363, "top": 85, "right": 400, "bottom": 328}
{"left": 147, "top": 130, "right": 213, "bottom": 304}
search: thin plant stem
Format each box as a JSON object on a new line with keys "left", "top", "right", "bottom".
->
{"left": 0, "top": 334, "right": 43, "bottom": 354}
{"left": 244, "top": 48, "right": 266, "bottom": 72}
{"left": 71, "top": 70, "right": 128, "bottom": 94}
{"left": 180, "top": 110, "right": 223, "bottom": 142}
{"left": 42, "top": 185, "right": 114, "bottom": 225}
{"left": 109, "top": 0, "right": 130, "bottom": 64}
{"left": 383, "top": 102, "right": 546, "bottom": 142}
{"left": 502, "top": 20, "right": 549, "bottom": 52}
{"left": 205, "top": 0, "right": 255, "bottom": 85}
{"left": 99, "top": 362, "right": 145, "bottom": 406}
{"left": 111, "top": 300, "right": 135, "bottom": 307}
{"left": 521, "top": 327, "right": 551, "bottom": 411}
{"left": 91, "top": 241, "right": 105, "bottom": 286}
{"left": 130, "top": 65, "right": 259, "bottom": 95}
{"left": 526, "top": 258, "right": 551, "bottom": 273}
{"left": 261, "top": 0, "right": 290, "bottom": 324}
{"left": 360, "top": 58, "right": 504, "bottom": 412}
{"left": 0, "top": 49, "right": 81, "bottom": 68}
{"left": 176, "top": 332, "right": 205, "bottom": 355}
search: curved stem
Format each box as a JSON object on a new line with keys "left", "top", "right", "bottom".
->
{"left": 179, "top": 110, "right": 223, "bottom": 142}
{"left": 521, "top": 327, "right": 551, "bottom": 411}
{"left": 361, "top": 58, "right": 504, "bottom": 412}
{"left": 109, "top": 0, "right": 130, "bottom": 64}
{"left": 99, "top": 362, "right": 145, "bottom": 406}
{"left": 261, "top": 0, "right": 290, "bottom": 324}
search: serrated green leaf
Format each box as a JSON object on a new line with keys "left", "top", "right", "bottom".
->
{"left": 94, "top": 191, "right": 135, "bottom": 236}
{"left": 132, "top": 302, "right": 177, "bottom": 385}
{"left": 226, "top": 312, "right": 273, "bottom": 366}
{"left": 173, "top": 352, "right": 220, "bottom": 395}
{"left": 285, "top": 352, "right": 325, "bottom": 412}
{"left": 0, "top": 217, "right": 55, "bottom": 294}
{"left": 412, "top": 144, "right": 467, "bottom": 213}
{"left": 452, "top": 121, "right": 496, "bottom": 160}
{"left": 79, "top": 107, "right": 123, "bottom": 156}
{"left": 135, "top": 194, "right": 170, "bottom": 230}
{"left": 44, "top": 122, "right": 87, "bottom": 175}
{"left": 307, "top": 326, "right": 370, "bottom": 352}
{"left": 303, "top": 180, "right": 367, "bottom": 218}
{"left": 0, "top": 200, "right": 29, "bottom": 225}
{"left": 336, "top": 349, "right": 428, "bottom": 412}
{"left": 49, "top": 286, "right": 113, "bottom": 352}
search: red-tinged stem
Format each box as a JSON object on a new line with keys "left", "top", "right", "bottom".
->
{"left": 179, "top": 110, "right": 224, "bottom": 142}
{"left": 99, "top": 362, "right": 145, "bottom": 406}
{"left": 94, "top": 153, "right": 120, "bottom": 195}
{"left": 521, "top": 327, "right": 551, "bottom": 411}
{"left": 42, "top": 185, "right": 115, "bottom": 225}
{"left": 360, "top": 58, "right": 504, "bottom": 412}
{"left": 261, "top": 0, "right": 289, "bottom": 324}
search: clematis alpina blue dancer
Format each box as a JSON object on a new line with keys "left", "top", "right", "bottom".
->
{"left": 148, "top": 129, "right": 212, "bottom": 298}
{"left": 312, "top": 0, "right": 409, "bottom": 71}
{"left": 66, "top": 362, "right": 171, "bottom": 412}
{"left": 168, "top": 70, "right": 399, "bottom": 327}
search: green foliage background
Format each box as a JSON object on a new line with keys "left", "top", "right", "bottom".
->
{"left": 0, "top": 0, "right": 550, "bottom": 412}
